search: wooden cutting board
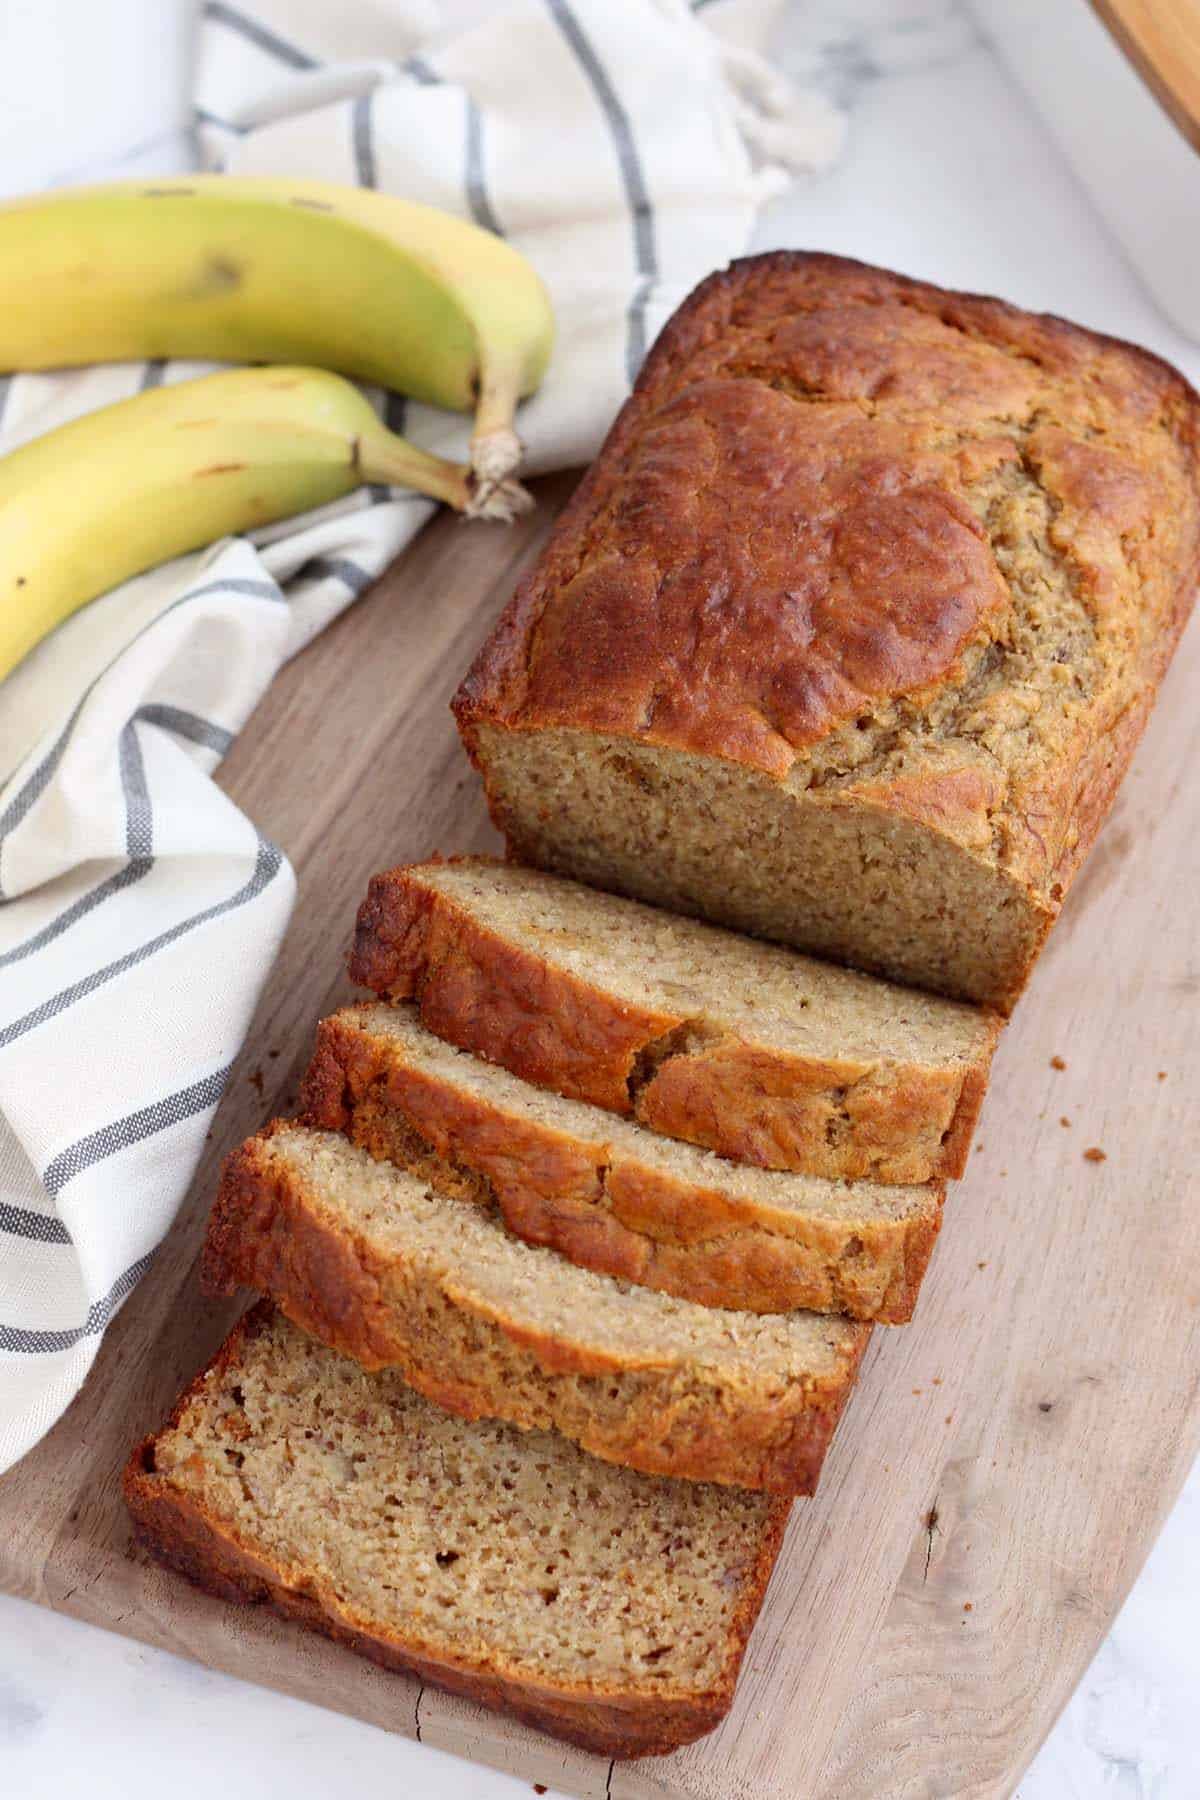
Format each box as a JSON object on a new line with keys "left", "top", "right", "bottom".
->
{"left": 2, "top": 474, "right": 1199, "bottom": 1800}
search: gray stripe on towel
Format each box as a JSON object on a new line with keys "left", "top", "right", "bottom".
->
{"left": 203, "top": 2, "right": 318, "bottom": 70}
{"left": 42, "top": 1063, "right": 232, "bottom": 1200}
{"left": 0, "top": 1250, "right": 157, "bottom": 1353}
{"left": 545, "top": 0, "right": 658, "bottom": 382}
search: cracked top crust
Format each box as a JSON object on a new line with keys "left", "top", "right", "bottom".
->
{"left": 455, "top": 252, "right": 1200, "bottom": 898}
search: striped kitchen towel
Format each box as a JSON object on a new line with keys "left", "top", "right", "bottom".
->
{"left": 0, "top": 0, "right": 844, "bottom": 1471}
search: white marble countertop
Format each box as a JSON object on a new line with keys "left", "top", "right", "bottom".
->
{"left": 3, "top": 3, "right": 1199, "bottom": 1795}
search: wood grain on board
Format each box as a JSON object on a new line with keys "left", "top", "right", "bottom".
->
{"left": 1, "top": 473, "right": 1198, "bottom": 1800}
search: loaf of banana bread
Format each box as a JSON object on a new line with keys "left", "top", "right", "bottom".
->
{"left": 453, "top": 253, "right": 1200, "bottom": 1008}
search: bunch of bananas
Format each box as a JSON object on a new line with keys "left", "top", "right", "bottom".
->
{"left": 0, "top": 176, "right": 556, "bottom": 683}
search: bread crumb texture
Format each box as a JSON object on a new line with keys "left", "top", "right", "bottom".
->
{"left": 128, "top": 1307, "right": 788, "bottom": 1756}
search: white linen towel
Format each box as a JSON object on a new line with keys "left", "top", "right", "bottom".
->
{"left": 0, "top": 0, "right": 844, "bottom": 1471}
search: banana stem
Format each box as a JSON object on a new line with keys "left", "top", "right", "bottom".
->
{"left": 356, "top": 428, "right": 470, "bottom": 507}
{"left": 470, "top": 348, "right": 530, "bottom": 499}
{"left": 356, "top": 425, "right": 532, "bottom": 523}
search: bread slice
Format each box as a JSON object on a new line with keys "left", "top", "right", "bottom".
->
{"left": 125, "top": 1305, "right": 790, "bottom": 1759}
{"left": 202, "top": 1124, "right": 870, "bottom": 1494}
{"left": 301, "top": 1001, "right": 943, "bottom": 1323}
{"left": 349, "top": 857, "right": 997, "bottom": 1184}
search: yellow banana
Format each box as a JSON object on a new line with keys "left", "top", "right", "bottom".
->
{"left": 0, "top": 365, "right": 529, "bottom": 684}
{"left": 0, "top": 176, "right": 555, "bottom": 497}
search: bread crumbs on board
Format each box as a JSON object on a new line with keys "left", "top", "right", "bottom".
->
{"left": 1050, "top": 1055, "right": 1067, "bottom": 1070}
{"left": 1084, "top": 1147, "right": 1107, "bottom": 1163}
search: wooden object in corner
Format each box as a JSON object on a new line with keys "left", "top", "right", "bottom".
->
{"left": 1090, "top": 0, "right": 1200, "bottom": 151}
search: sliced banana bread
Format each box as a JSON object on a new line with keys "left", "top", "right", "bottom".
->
{"left": 125, "top": 1305, "right": 790, "bottom": 1759}
{"left": 202, "top": 1125, "right": 870, "bottom": 1494}
{"left": 349, "top": 857, "right": 997, "bottom": 1184}
{"left": 301, "top": 1001, "right": 943, "bottom": 1322}
{"left": 451, "top": 253, "right": 1200, "bottom": 1009}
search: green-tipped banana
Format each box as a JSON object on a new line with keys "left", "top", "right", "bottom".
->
{"left": 0, "top": 175, "right": 555, "bottom": 500}
{"left": 0, "top": 365, "right": 530, "bottom": 684}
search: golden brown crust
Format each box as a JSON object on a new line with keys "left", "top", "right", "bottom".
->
{"left": 349, "top": 861, "right": 996, "bottom": 1182}
{"left": 349, "top": 859, "right": 683, "bottom": 1114}
{"left": 202, "top": 1131, "right": 869, "bottom": 1494}
{"left": 453, "top": 252, "right": 1200, "bottom": 1004}
{"left": 937, "top": 1053, "right": 991, "bottom": 1179}
{"left": 300, "top": 1008, "right": 944, "bottom": 1322}
{"left": 123, "top": 1307, "right": 791, "bottom": 1760}
{"left": 460, "top": 395, "right": 1008, "bottom": 776}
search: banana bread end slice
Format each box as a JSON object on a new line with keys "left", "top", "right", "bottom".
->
{"left": 125, "top": 1304, "right": 790, "bottom": 1759}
